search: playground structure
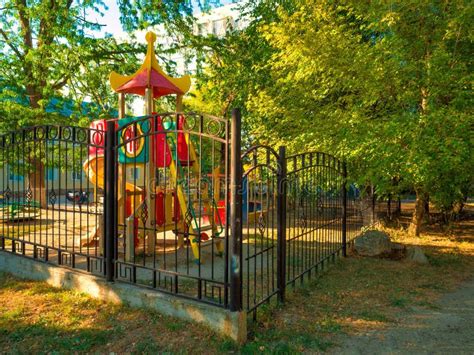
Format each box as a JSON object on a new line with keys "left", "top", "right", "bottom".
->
{"left": 82, "top": 32, "right": 226, "bottom": 263}
{"left": 0, "top": 30, "right": 379, "bottom": 325}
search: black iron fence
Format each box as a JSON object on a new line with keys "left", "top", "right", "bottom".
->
{"left": 0, "top": 125, "right": 105, "bottom": 275}
{"left": 0, "top": 109, "right": 385, "bottom": 318}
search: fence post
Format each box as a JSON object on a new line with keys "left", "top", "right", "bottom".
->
{"left": 371, "top": 185, "right": 376, "bottom": 224}
{"left": 277, "top": 146, "right": 287, "bottom": 302}
{"left": 387, "top": 194, "right": 392, "bottom": 220}
{"left": 104, "top": 121, "right": 117, "bottom": 282}
{"left": 230, "top": 108, "right": 243, "bottom": 311}
{"left": 342, "top": 161, "right": 347, "bottom": 257}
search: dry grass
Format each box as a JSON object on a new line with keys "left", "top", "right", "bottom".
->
{"left": 0, "top": 274, "right": 234, "bottom": 353}
{"left": 0, "top": 204, "right": 473, "bottom": 353}
{"left": 243, "top": 204, "right": 474, "bottom": 352}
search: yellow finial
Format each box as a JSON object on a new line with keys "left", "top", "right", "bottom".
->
{"left": 143, "top": 31, "right": 159, "bottom": 70}
{"left": 145, "top": 31, "right": 157, "bottom": 57}
{"left": 145, "top": 31, "right": 156, "bottom": 44}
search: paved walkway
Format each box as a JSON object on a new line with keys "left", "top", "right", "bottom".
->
{"left": 332, "top": 279, "right": 474, "bottom": 354}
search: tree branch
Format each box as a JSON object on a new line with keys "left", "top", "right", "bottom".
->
{"left": 52, "top": 75, "right": 70, "bottom": 90}
{"left": 73, "top": 15, "right": 107, "bottom": 27}
{"left": 15, "top": 0, "right": 33, "bottom": 49}
{"left": 0, "top": 29, "right": 23, "bottom": 59}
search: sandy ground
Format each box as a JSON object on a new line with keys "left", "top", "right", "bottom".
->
{"left": 332, "top": 278, "right": 474, "bottom": 354}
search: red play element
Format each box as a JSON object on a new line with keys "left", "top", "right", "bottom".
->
{"left": 89, "top": 119, "right": 118, "bottom": 155}
{"left": 122, "top": 124, "right": 142, "bottom": 157}
{"left": 177, "top": 115, "right": 192, "bottom": 165}
{"left": 152, "top": 115, "right": 193, "bottom": 167}
{"left": 152, "top": 116, "right": 172, "bottom": 168}
{"left": 133, "top": 217, "right": 139, "bottom": 247}
{"left": 200, "top": 232, "right": 210, "bottom": 241}
{"left": 89, "top": 119, "right": 106, "bottom": 155}
{"left": 203, "top": 200, "right": 226, "bottom": 226}
{"left": 117, "top": 69, "right": 182, "bottom": 98}
{"left": 155, "top": 191, "right": 166, "bottom": 226}
{"left": 172, "top": 191, "right": 181, "bottom": 222}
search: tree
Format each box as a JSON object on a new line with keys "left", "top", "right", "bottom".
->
{"left": 191, "top": 0, "right": 473, "bottom": 235}
{"left": 0, "top": 0, "right": 218, "bottom": 205}
{"left": 0, "top": 0, "right": 138, "bottom": 205}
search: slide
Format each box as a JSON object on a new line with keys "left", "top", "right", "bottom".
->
{"left": 82, "top": 155, "right": 181, "bottom": 256}
{"left": 83, "top": 155, "right": 141, "bottom": 194}
{"left": 82, "top": 155, "right": 143, "bottom": 247}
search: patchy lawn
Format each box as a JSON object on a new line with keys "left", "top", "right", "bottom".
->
{"left": 1, "top": 204, "right": 473, "bottom": 353}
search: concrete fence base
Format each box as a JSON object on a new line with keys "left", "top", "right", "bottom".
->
{"left": 0, "top": 251, "right": 247, "bottom": 343}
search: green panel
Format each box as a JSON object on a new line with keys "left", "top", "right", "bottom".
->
{"left": 117, "top": 117, "right": 150, "bottom": 164}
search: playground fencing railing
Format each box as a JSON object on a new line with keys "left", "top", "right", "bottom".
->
{"left": 0, "top": 110, "right": 389, "bottom": 322}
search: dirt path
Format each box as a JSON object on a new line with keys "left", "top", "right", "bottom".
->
{"left": 332, "top": 278, "right": 474, "bottom": 354}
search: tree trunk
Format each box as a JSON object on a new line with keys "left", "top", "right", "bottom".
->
{"left": 423, "top": 195, "right": 430, "bottom": 224}
{"left": 28, "top": 159, "right": 47, "bottom": 208}
{"left": 360, "top": 185, "right": 375, "bottom": 226}
{"left": 408, "top": 190, "right": 428, "bottom": 236}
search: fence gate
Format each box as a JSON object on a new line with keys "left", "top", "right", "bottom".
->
{"left": 238, "top": 143, "right": 347, "bottom": 316}
{"left": 109, "top": 113, "right": 231, "bottom": 306}
{"left": 238, "top": 145, "right": 285, "bottom": 315}
{"left": 284, "top": 152, "right": 346, "bottom": 286}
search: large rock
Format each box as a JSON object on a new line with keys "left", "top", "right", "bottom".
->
{"left": 354, "top": 230, "right": 392, "bottom": 256}
{"left": 406, "top": 246, "right": 429, "bottom": 264}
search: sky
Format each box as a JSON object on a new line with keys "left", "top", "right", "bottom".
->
{"left": 84, "top": 0, "right": 238, "bottom": 114}
{"left": 88, "top": 0, "right": 238, "bottom": 38}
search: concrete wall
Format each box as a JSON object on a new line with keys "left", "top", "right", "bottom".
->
{"left": 0, "top": 251, "right": 247, "bottom": 343}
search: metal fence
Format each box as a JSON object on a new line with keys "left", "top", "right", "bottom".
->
{"left": 0, "top": 125, "right": 105, "bottom": 275}
{"left": 0, "top": 109, "right": 385, "bottom": 320}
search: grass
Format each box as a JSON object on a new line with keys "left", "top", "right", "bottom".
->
{"left": 0, "top": 205, "right": 473, "bottom": 353}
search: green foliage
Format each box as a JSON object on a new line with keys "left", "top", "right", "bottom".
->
{"left": 0, "top": 0, "right": 143, "bottom": 128}
{"left": 191, "top": 0, "right": 473, "bottom": 217}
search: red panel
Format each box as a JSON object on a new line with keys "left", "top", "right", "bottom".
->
{"left": 203, "top": 200, "right": 226, "bottom": 226}
{"left": 133, "top": 217, "right": 139, "bottom": 247}
{"left": 177, "top": 115, "right": 191, "bottom": 164}
{"left": 155, "top": 191, "right": 166, "bottom": 227}
{"left": 172, "top": 191, "right": 181, "bottom": 222}
{"left": 89, "top": 119, "right": 107, "bottom": 155}
{"left": 152, "top": 116, "right": 172, "bottom": 168}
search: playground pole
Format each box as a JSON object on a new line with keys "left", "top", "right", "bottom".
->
{"left": 230, "top": 108, "right": 243, "bottom": 311}
{"left": 176, "top": 95, "right": 183, "bottom": 111}
{"left": 104, "top": 120, "right": 117, "bottom": 282}
{"left": 145, "top": 87, "right": 156, "bottom": 253}
{"left": 117, "top": 93, "right": 126, "bottom": 223}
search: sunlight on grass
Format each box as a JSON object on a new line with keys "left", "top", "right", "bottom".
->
{"left": 0, "top": 205, "right": 472, "bottom": 353}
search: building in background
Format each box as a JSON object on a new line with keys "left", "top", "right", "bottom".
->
{"left": 131, "top": 3, "right": 249, "bottom": 115}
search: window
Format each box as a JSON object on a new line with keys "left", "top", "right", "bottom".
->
{"left": 212, "top": 19, "right": 226, "bottom": 36}
{"left": 46, "top": 168, "right": 58, "bottom": 181}
{"left": 72, "top": 171, "right": 82, "bottom": 181}
{"left": 197, "top": 23, "right": 205, "bottom": 36}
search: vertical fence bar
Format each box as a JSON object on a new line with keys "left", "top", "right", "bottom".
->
{"left": 341, "top": 161, "right": 347, "bottom": 257}
{"left": 230, "top": 108, "right": 242, "bottom": 311}
{"left": 371, "top": 185, "right": 376, "bottom": 224}
{"left": 104, "top": 121, "right": 117, "bottom": 282}
{"left": 277, "top": 146, "right": 287, "bottom": 302}
{"left": 387, "top": 194, "right": 392, "bottom": 219}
